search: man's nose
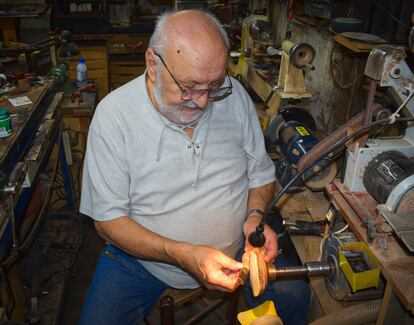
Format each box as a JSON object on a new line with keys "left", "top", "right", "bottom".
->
{"left": 191, "top": 91, "right": 209, "bottom": 109}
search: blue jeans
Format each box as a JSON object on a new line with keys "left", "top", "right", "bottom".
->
{"left": 79, "top": 244, "right": 310, "bottom": 325}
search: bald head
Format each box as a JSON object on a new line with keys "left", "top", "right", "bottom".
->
{"left": 150, "top": 10, "right": 229, "bottom": 53}
{"left": 149, "top": 10, "right": 229, "bottom": 72}
{"left": 165, "top": 10, "right": 228, "bottom": 51}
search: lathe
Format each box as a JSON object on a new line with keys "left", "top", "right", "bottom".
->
{"left": 235, "top": 15, "right": 315, "bottom": 123}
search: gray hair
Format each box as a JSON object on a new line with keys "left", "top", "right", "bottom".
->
{"left": 148, "top": 10, "right": 230, "bottom": 56}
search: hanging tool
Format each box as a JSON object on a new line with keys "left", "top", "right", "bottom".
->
{"left": 283, "top": 219, "right": 326, "bottom": 236}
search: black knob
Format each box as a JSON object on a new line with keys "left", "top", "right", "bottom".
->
{"left": 248, "top": 223, "right": 266, "bottom": 247}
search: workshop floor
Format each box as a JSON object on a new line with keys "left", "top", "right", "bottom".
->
{"left": 61, "top": 214, "right": 103, "bottom": 325}
{"left": 60, "top": 213, "right": 249, "bottom": 325}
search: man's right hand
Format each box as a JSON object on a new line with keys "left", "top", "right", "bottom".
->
{"left": 174, "top": 244, "right": 243, "bottom": 292}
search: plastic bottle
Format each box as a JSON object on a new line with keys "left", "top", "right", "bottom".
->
{"left": 76, "top": 57, "right": 88, "bottom": 87}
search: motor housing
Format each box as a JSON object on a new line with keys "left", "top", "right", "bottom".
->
{"left": 363, "top": 151, "right": 414, "bottom": 213}
{"left": 268, "top": 107, "right": 337, "bottom": 191}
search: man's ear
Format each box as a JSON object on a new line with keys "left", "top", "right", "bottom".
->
{"left": 146, "top": 48, "right": 157, "bottom": 82}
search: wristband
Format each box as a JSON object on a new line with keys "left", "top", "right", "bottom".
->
{"left": 247, "top": 208, "right": 264, "bottom": 218}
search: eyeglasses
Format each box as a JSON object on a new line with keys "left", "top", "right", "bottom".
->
{"left": 153, "top": 51, "right": 232, "bottom": 101}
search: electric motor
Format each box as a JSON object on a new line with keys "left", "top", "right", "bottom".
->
{"left": 363, "top": 151, "right": 414, "bottom": 213}
{"left": 268, "top": 107, "right": 337, "bottom": 191}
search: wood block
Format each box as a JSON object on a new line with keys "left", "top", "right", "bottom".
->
{"left": 249, "top": 248, "right": 268, "bottom": 297}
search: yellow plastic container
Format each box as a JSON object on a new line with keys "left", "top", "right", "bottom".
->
{"left": 238, "top": 300, "right": 282, "bottom": 325}
{"left": 339, "top": 242, "right": 380, "bottom": 292}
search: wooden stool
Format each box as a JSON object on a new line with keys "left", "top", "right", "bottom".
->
{"left": 157, "top": 287, "right": 240, "bottom": 325}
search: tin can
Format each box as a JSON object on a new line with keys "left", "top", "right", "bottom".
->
{"left": 0, "top": 107, "right": 12, "bottom": 138}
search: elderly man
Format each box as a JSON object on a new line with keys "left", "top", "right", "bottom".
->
{"left": 79, "top": 9, "right": 309, "bottom": 325}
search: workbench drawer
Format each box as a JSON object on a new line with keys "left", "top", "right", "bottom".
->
{"left": 109, "top": 61, "right": 146, "bottom": 90}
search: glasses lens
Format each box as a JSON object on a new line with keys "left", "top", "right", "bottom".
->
{"left": 208, "top": 87, "right": 232, "bottom": 100}
{"left": 182, "top": 88, "right": 208, "bottom": 100}
{"left": 208, "top": 75, "right": 232, "bottom": 100}
{"left": 181, "top": 76, "right": 233, "bottom": 101}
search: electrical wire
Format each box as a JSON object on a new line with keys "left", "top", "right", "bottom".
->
{"left": 333, "top": 224, "right": 349, "bottom": 235}
{"left": 369, "top": 0, "right": 411, "bottom": 30}
{"left": 345, "top": 0, "right": 354, "bottom": 18}
{"left": 329, "top": 44, "right": 360, "bottom": 89}
{"left": 389, "top": 83, "right": 414, "bottom": 124}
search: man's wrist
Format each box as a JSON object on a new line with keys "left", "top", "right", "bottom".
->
{"left": 243, "top": 209, "right": 264, "bottom": 236}
{"left": 247, "top": 208, "right": 264, "bottom": 218}
{"left": 164, "top": 240, "right": 189, "bottom": 267}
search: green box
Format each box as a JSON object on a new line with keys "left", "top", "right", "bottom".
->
{"left": 339, "top": 242, "right": 380, "bottom": 292}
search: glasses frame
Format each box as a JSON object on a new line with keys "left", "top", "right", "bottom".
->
{"left": 153, "top": 51, "right": 232, "bottom": 101}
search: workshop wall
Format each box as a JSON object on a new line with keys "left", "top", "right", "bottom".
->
{"left": 288, "top": 22, "right": 367, "bottom": 133}
{"left": 266, "top": 2, "right": 368, "bottom": 134}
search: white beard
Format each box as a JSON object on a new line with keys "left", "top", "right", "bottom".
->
{"left": 153, "top": 76, "right": 211, "bottom": 126}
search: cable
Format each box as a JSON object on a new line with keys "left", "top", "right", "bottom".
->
{"left": 369, "top": 0, "right": 411, "bottom": 30}
{"left": 389, "top": 83, "right": 414, "bottom": 124}
{"left": 329, "top": 44, "right": 360, "bottom": 89}
{"left": 345, "top": 0, "right": 354, "bottom": 18}
{"left": 334, "top": 224, "right": 349, "bottom": 235}
{"left": 248, "top": 116, "right": 414, "bottom": 246}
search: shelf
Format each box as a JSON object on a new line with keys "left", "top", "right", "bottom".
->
{"left": 333, "top": 34, "right": 379, "bottom": 53}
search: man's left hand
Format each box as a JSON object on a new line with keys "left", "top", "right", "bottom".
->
{"left": 243, "top": 215, "right": 278, "bottom": 263}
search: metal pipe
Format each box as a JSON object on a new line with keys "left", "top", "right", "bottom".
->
{"left": 268, "top": 262, "right": 333, "bottom": 281}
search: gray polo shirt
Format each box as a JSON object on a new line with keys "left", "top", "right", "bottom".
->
{"left": 80, "top": 74, "right": 275, "bottom": 288}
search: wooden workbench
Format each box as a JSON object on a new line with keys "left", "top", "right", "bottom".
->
{"left": 60, "top": 90, "right": 96, "bottom": 119}
{"left": 0, "top": 79, "right": 54, "bottom": 165}
{"left": 326, "top": 180, "right": 414, "bottom": 314}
